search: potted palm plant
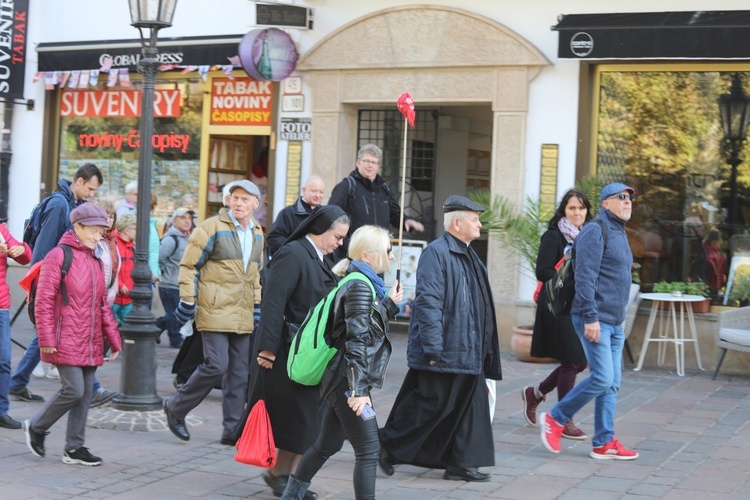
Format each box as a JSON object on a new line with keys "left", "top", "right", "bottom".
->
{"left": 469, "top": 191, "right": 556, "bottom": 362}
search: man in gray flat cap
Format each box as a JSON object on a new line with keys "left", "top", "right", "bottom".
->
{"left": 379, "top": 195, "right": 502, "bottom": 483}
{"left": 164, "top": 179, "right": 264, "bottom": 444}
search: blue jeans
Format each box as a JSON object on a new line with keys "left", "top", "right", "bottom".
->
{"left": 10, "top": 334, "right": 40, "bottom": 392}
{"left": 0, "top": 310, "right": 10, "bottom": 414}
{"left": 11, "top": 333, "right": 103, "bottom": 394}
{"left": 550, "top": 315, "right": 623, "bottom": 447}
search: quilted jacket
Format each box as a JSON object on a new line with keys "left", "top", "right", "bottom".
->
{"left": 0, "top": 225, "right": 31, "bottom": 309}
{"left": 178, "top": 208, "right": 263, "bottom": 334}
{"left": 36, "top": 231, "right": 122, "bottom": 366}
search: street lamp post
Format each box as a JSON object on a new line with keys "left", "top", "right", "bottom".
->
{"left": 113, "top": 0, "right": 177, "bottom": 411}
{"left": 717, "top": 73, "right": 750, "bottom": 229}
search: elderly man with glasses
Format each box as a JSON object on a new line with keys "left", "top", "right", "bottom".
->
{"left": 328, "top": 144, "right": 424, "bottom": 260}
{"left": 540, "top": 182, "right": 639, "bottom": 461}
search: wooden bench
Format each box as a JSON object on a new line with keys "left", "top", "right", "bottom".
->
{"left": 712, "top": 307, "right": 750, "bottom": 379}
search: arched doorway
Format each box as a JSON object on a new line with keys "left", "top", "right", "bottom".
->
{"left": 297, "top": 5, "right": 548, "bottom": 312}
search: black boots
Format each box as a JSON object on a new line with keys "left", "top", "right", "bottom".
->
{"left": 280, "top": 475, "right": 312, "bottom": 500}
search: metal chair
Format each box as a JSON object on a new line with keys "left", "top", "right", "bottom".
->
{"left": 623, "top": 284, "right": 642, "bottom": 364}
{"left": 713, "top": 306, "right": 750, "bottom": 379}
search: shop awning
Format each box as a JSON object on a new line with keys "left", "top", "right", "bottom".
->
{"left": 553, "top": 11, "right": 750, "bottom": 60}
{"left": 36, "top": 34, "right": 243, "bottom": 72}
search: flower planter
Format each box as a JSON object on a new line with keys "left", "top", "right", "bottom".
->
{"left": 510, "top": 325, "right": 556, "bottom": 363}
{"left": 690, "top": 298, "right": 712, "bottom": 314}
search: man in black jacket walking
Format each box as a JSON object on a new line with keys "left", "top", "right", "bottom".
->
{"left": 328, "top": 144, "right": 424, "bottom": 258}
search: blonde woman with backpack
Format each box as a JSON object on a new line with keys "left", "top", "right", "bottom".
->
{"left": 281, "top": 225, "right": 402, "bottom": 500}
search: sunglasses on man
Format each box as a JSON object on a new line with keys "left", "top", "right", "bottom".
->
{"left": 609, "top": 193, "right": 635, "bottom": 202}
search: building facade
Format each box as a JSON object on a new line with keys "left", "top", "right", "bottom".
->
{"left": 6, "top": 0, "right": 750, "bottom": 345}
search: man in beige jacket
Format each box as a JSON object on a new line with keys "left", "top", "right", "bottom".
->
{"left": 163, "top": 180, "right": 264, "bottom": 444}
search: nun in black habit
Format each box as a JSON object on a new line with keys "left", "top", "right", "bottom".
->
{"left": 248, "top": 205, "right": 350, "bottom": 498}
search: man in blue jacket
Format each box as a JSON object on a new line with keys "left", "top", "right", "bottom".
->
{"left": 379, "top": 195, "right": 502, "bottom": 482}
{"left": 540, "top": 182, "right": 639, "bottom": 460}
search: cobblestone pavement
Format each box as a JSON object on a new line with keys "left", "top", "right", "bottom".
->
{"left": 1, "top": 275, "right": 749, "bottom": 498}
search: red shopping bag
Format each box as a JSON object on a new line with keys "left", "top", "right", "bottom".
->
{"left": 234, "top": 399, "right": 277, "bottom": 468}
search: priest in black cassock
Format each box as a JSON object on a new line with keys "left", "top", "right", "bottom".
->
{"left": 379, "top": 195, "right": 502, "bottom": 482}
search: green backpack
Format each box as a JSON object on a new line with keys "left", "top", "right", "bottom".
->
{"left": 287, "top": 272, "right": 375, "bottom": 386}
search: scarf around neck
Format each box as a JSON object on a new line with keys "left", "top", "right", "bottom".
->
{"left": 557, "top": 217, "right": 581, "bottom": 244}
{"left": 350, "top": 260, "right": 386, "bottom": 299}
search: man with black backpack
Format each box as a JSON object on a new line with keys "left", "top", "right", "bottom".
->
{"left": 540, "top": 182, "right": 639, "bottom": 461}
{"left": 9, "top": 164, "right": 117, "bottom": 408}
{"left": 328, "top": 144, "right": 424, "bottom": 260}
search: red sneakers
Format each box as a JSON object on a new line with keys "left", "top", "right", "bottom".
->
{"left": 522, "top": 386, "right": 545, "bottom": 426}
{"left": 540, "top": 412, "right": 565, "bottom": 453}
{"left": 590, "top": 438, "right": 639, "bottom": 460}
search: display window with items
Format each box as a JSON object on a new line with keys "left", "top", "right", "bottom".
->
{"left": 57, "top": 77, "right": 203, "bottom": 234}
{"left": 593, "top": 65, "right": 750, "bottom": 301}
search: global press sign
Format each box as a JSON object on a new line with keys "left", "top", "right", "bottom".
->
{"left": 238, "top": 28, "right": 298, "bottom": 82}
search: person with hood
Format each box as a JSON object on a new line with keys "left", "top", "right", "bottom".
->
{"left": 156, "top": 207, "right": 194, "bottom": 348}
{"left": 251, "top": 205, "right": 350, "bottom": 499}
{"left": 23, "top": 203, "right": 122, "bottom": 466}
{"left": 9, "top": 164, "right": 102, "bottom": 404}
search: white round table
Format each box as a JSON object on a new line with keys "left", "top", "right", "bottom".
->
{"left": 633, "top": 293, "right": 706, "bottom": 376}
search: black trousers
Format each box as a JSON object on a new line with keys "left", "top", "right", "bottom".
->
{"left": 293, "top": 378, "right": 379, "bottom": 500}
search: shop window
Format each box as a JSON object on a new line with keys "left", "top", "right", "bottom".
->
{"left": 58, "top": 78, "right": 203, "bottom": 235}
{"left": 357, "top": 109, "right": 438, "bottom": 241}
{"left": 594, "top": 67, "right": 750, "bottom": 298}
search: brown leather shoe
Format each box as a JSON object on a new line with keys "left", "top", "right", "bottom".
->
{"left": 562, "top": 419, "right": 587, "bottom": 440}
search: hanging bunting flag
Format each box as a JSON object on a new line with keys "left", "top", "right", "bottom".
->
{"left": 106, "top": 70, "right": 118, "bottom": 87}
{"left": 227, "top": 55, "right": 241, "bottom": 67}
{"left": 119, "top": 69, "right": 132, "bottom": 87}
{"left": 88, "top": 70, "right": 100, "bottom": 87}
{"left": 160, "top": 64, "right": 178, "bottom": 72}
{"left": 44, "top": 72, "right": 56, "bottom": 90}
{"left": 69, "top": 70, "right": 81, "bottom": 88}
{"left": 397, "top": 92, "right": 416, "bottom": 127}
{"left": 180, "top": 65, "right": 199, "bottom": 74}
{"left": 198, "top": 65, "right": 210, "bottom": 81}
{"left": 33, "top": 72, "right": 43, "bottom": 83}
{"left": 221, "top": 65, "right": 234, "bottom": 79}
{"left": 100, "top": 56, "right": 113, "bottom": 73}
{"left": 78, "top": 70, "right": 90, "bottom": 89}
{"left": 59, "top": 71, "right": 71, "bottom": 88}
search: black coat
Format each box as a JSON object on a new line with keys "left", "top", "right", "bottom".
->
{"left": 406, "top": 233, "right": 502, "bottom": 380}
{"left": 265, "top": 197, "right": 314, "bottom": 257}
{"left": 531, "top": 227, "right": 587, "bottom": 363}
{"left": 249, "top": 237, "right": 338, "bottom": 453}
{"left": 255, "top": 238, "right": 337, "bottom": 354}
{"left": 328, "top": 169, "right": 412, "bottom": 258}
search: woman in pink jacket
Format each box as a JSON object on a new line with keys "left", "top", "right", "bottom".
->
{"left": 0, "top": 218, "right": 31, "bottom": 429}
{"left": 23, "top": 204, "right": 121, "bottom": 466}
